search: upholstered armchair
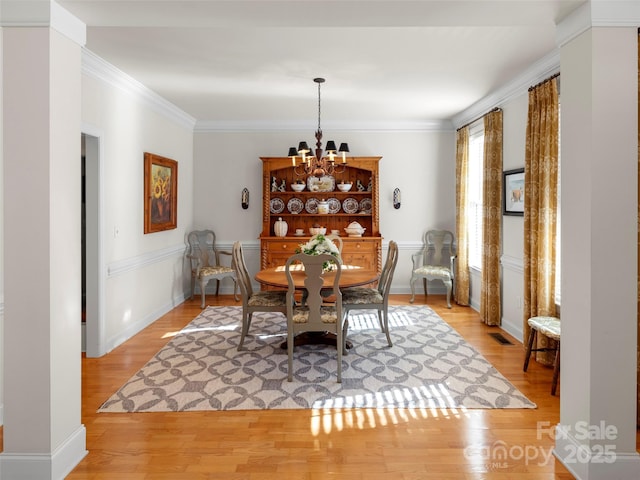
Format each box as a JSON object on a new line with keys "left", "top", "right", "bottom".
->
{"left": 409, "top": 229, "right": 456, "bottom": 308}
{"left": 187, "top": 230, "right": 238, "bottom": 308}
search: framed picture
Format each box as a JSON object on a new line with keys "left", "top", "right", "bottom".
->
{"left": 144, "top": 152, "right": 178, "bottom": 233}
{"left": 503, "top": 168, "right": 525, "bottom": 216}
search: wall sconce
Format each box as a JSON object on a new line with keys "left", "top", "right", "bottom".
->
{"left": 241, "top": 187, "right": 249, "bottom": 209}
{"left": 393, "top": 188, "right": 401, "bottom": 209}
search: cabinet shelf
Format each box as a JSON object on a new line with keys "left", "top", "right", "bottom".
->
{"left": 270, "top": 191, "right": 373, "bottom": 196}
{"left": 272, "top": 213, "right": 372, "bottom": 217}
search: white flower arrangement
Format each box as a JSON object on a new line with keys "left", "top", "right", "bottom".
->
{"left": 296, "top": 234, "right": 340, "bottom": 271}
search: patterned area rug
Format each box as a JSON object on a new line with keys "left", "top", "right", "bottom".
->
{"left": 98, "top": 305, "right": 536, "bottom": 412}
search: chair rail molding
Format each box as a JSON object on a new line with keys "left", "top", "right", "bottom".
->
{"left": 501, "top": 254, "right": 524, "bottom": 274}
{"left": 107, "top": 243, "right": 186, "bottom": 277}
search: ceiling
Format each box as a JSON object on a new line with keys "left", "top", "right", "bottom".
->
{"left": 58, "top": 0, "right": 586, "bottom": 129}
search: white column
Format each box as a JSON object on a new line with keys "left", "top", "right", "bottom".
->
{"left": 0, "top": 1, "right": 87, "bottom": 478}
{"left": 557, "top": 2, "right": 640, "bottom": 478}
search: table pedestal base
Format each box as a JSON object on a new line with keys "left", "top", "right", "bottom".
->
{"left": 280, "top": 332, "right": 353, "bottom": 350}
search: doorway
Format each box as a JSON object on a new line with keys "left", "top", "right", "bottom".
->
{"left": 82, "top": 131, "right": 105, "bottom": 357}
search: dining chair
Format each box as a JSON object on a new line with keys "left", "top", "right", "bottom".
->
{"left": 284, "top": 252, "right": 347, "bottom": 383}
{"left": 231, "top": 241, "right": 287, "bottom": 351}
{"left": 409, "top": 229, "right": 456, "bottom": 308}
{"left": 325, "top": 234, "right": 343, "bottom": 254}
{"left": 187, "top": 230, "right": 238, "bottom": 308}
{"left": 342, "top": 241, "right": 398, "bottom": 347}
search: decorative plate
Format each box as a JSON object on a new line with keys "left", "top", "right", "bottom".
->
{"left": 270, "top": 197, "right": 285, "bottom": 214}
{"left": 305, "top": 197, "right": 320, "bottom": 214}
{"left": 326, "top": 198, "right": 341, "bottom": 214}
{"left": 342, "top": 197, "right": 359, "bottom": 214}
{"left": 359, "top": 197, "right": 372, "bottom": 213}
{"left": 307, "top": 175, "right": 335, "bottom": 192}
{"left": 287, "top": 197, "right": 304, "bottom": 214}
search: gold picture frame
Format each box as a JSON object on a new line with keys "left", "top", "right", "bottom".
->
{"left": 144, "top": 152, "right": 178, "bottom": 233}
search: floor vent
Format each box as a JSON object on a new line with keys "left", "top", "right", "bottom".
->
{"left": 488, "top": 332, "right": 514, "bottom": 345}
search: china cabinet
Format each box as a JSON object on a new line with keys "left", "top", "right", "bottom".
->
{"left": 259, "top": 156, "right": 382, "bottom": 272}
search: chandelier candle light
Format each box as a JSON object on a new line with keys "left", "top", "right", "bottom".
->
{"left": 288, "top": 78, "right": 349, "bottom": 178}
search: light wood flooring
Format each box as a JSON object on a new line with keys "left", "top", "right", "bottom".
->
{"left": 2, "top": 294, "right": 638, "bottom": 478}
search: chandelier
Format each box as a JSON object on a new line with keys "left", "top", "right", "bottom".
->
{"left": 288, "top": 77, "right": 349, "bottom": 178}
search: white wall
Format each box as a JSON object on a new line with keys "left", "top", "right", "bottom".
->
{"left": 500, "top": 92, "right": 528, "bottom": 341}
{"left": 193, "top": 128, "right": 456, "bottom": 294}
{"left": 81, "top": 53, "right": 195, "bottom": 353}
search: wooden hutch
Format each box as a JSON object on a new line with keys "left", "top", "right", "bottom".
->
{"left": 260, "top": 156, "right": 383, "bottom": 272}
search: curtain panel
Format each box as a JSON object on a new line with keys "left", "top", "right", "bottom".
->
{"left": 480, "top": 109, "right": 503, "bottom": 326}
{"left": 455, "top": 127, "right": 470, "bottom": 306}
{"left": 523, "top": 77, "right": 559, "bottom": 366}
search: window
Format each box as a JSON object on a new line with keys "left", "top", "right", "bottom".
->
{"left": 467, "top": 123, "right": 484, "bottom": 270}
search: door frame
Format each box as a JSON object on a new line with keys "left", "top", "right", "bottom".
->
{"left": 82, "top": 125, "right": 106, "bottom": 357}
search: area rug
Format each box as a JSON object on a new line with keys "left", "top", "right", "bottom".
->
{"left": 98, "top": 305, "right": 536, "bottom": 412}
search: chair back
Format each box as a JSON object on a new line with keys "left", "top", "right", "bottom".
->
{"left": 187, "top": 230, "right": 220, "bottom": 268}
{"left": 378, "top": 241, "right": 399, "bottom": 296}
{"left": 285, "top": 253, "right": 343, "bottom": 328}
{"left": 325, "top": 234, "right": 343, "bottom": 254}
{"left": 422, "top": 230, "right": 455, "bottom": 268}
{"left": 231, "top": 241, "right": 254, "bottom": 300}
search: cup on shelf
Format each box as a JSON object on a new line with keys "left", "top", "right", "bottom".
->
{"left": 295, "top": 228, "right": 304, "bottom": 235}
{"left": 331, "top": 229, "right": 340, "bottom": 236}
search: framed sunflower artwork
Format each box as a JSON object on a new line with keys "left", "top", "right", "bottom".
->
{"left": 144, "top": 152, "right": 178, "bottom": 233}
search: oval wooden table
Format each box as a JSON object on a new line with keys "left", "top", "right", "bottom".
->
{"left": 255, "top": 264, "right": 379, "bottom": 290}
{"left": 255, "top": 264, "right": 379, "bottom": 349}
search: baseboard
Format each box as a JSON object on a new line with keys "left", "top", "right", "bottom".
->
{"left": 0, "top": 425, "right": 87, "bottom": 480}
{"left": 105, "top": 292, "right": 188, "bottom": 353}
{"left": 500, "top": 315, "right": 524, "bottom": 344}
{"left": 554, "top": 424, "right": 640, "bottom": 479}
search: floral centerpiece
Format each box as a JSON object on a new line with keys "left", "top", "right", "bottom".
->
{"left": 296, "top": 234, "right": 340, "bottom": 272}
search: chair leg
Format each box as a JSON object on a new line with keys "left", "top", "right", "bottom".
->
{"left": 237, "top": 311, "right": 252, "bottom": 351}
{"left": 409, "top": 277, "right": 416, "bottom": 303}
{"left": 444, "top": 279, "right": 452, "bottom": 308}
{"left": 336, "top": 325, "right": 343, "bottom": 383}
{"left": 423, "top": 278, "right": 428, "bottom": 297}
{"left": 199, "top": 279, "right": 207, "bottom": 308}
{"left": 551, "top": 342, "right": 560, "bottom": 396}
{"left": 523, "top": 328, "right": 536, "bottom": 372}
{"left": 232, "top": 279, "right": 239, "bottom": 301}
{"left": 342, "top": 319, "right": 349, "bottom": 355}
{"left": 287, "top": 329, "right": 294, "bottom": 382}
{"left": 381, "top": 308, "right": 392, "bottom": 347}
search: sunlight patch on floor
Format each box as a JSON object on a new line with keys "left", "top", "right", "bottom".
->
{"left": 310, "top": 383, "right": 470, "bottom": 435}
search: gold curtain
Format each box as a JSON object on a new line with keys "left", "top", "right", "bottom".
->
{"left": 523, "top": 77, "right": 559, "bottom": 366}
{"left": 480, "top": 110, "right": 503, "bottom": 325}
{"left": 455, "top": 127, "right": 470, "bottom": 306}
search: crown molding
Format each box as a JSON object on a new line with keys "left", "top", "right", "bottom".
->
{"left": 194, "top": 118, "right": 453, "bottom": 134}
{"left": 81, "top": 48, "right": 197, "bottom": 131}
{"left": 557, "top": 0, "right": 640, "bottom": 47}
{"left": 451, "top": 49, "right": 560, "bottom": 129}
{"left": 0, "top": 0, "right": 86, "bottom": 45}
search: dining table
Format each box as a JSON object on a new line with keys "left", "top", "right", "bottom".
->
{"left": 254, "top": 264, "right": 379, "bottom": 349}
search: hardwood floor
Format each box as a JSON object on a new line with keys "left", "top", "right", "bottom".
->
{"left": 2, "top": 295, "right": 636, "bottom": 478}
